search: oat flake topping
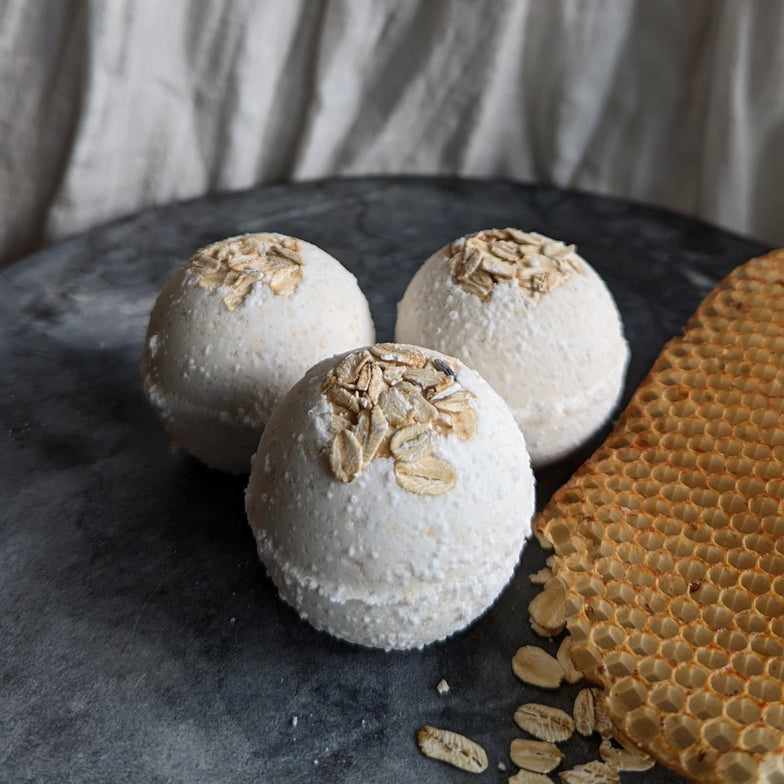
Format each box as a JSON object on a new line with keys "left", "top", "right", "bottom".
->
{"left": 189, "top": 233, "right": 305, "bottom": 310}
{"left": 322, "top": 344, "right": 477, "bottom": 495}
{"left": 448, "top": 228, "right": 583, "bottom": 302}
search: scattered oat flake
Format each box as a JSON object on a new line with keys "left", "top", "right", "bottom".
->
{"left": 598, "top": 739, "right": 655, "bottom": 772}
{"left": 509, "top": 739, "right": 563, "bottom": 774}
{"left": 527, "top": 579, "right": 566, "bottom": 637}
{"left": 436, "top": 678, "right": 449, "bottom": 695}
{"left": 514, "top": 703, "right": 574, "bottom": 743}
{"left": 556, "top": 637, "right": 583, "bottom": 685}
{"left": 508, "top": 771, "right": 555, "bottom": 784}
{"left": 512, "top": 646, "right": 565, "bottom": 689}
{"left": 417, "top": 725, "right": 488, "bottom": 773}
{"left": 558, "top": 760, "right": 619, "bottom": 784}
{"left": 573, "top": 688, "right": 596, "bottom": 737}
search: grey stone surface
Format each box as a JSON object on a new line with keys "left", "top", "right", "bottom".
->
{"left": 0, "top": 177, "right": 769, "bottom": 783}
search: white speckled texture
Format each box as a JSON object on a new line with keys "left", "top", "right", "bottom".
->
{"left": 395, "top": 235, "right": 629, "bottom": 467}
{"left": 245, "top": 346, "right": 535, "bottom": 650}
{"left": 140, "top": 234, "right": 375, "bottom": 473}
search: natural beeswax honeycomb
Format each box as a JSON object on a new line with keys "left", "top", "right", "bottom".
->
{"left": 535, "top": 249, "right": 784, "bottom": 783}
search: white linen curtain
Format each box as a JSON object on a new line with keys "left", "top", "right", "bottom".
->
{"left": 1, "top": 0, "right": 782, "bottom": 268}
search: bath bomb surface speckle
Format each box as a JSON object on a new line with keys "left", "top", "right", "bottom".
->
{"left": 395, "top": 229, "right": 629, "bottom": 467}
{"left": 140, "top": 233, "right": 375, "bottom": 473}
{"left": 245, "top": 343, "right": 535, "bottom": 650}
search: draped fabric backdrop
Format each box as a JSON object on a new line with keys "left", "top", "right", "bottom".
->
{"left": 2, "top": 0, "right": 783, "bottom": 269}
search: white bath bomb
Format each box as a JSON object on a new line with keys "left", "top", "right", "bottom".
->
{"left": 245, "top": 343, "right": 535, "bottom": 650}
{"left": 140, "top": 233, "right": 375, "bottom": 473}
{"left": 395, "top": 229, "right": 629, "bottom": 467}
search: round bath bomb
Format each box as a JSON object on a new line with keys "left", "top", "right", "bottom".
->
{"left": 395, "top": 228, "right": 629, "bottom": 467}
{"left": 245, "top": 343, "right": 535, "bottom": 650}
{"left": 140, "top": 232, "right": 375, "bottom": 473}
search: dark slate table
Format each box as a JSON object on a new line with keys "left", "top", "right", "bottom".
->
{"left": 0, "top": 177, "right": 770, "bottom": 783}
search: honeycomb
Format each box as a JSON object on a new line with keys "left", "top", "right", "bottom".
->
{"left": 535, "top": 249, "right": 784, "bottom": 783}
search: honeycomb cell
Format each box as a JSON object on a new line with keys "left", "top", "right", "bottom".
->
{"left": 736, "top": 611, "right": 767, "bottom": 635}
{"left": 756, "top": 459, "right": 784, "bottom": 480}
{"left": 697, "top": 452, "right": 728, "bottom": 473}
{"left": 628, "top": 631, "right": 659, "bottom": 657}
{"left": 661, "top": 431, "right": 688, "bottom": 451}
{"left": 660, "top": 483, "right": 690, "bottom": 505}
{"left": 764, "top": 515, "right": 784, "bottom": 537}
{"left": 710, "top": 671, "right": 745, "bottom": 698}
{"left": 637, "top": 531, "right": 664, "bottom": 551}
{"left": 691, "top": 487, "right": 720, "bottom": 508}
{"left": 740, "top": 571, "right": 771, "bottom": 595}
{"left": 590, "top": 623, "right": 625, "bottom": 650}
{"left": 749, "top": 495, "right": 781, "bottom": 517}
{"left": 708, "top": 473, "right": 738, "bottom": 493}
{"left": 768, "top": 658, "right": 784, "bottom": 680}
{"left": 648, "top": 616, "right": 679, "bottom": 640}
{"left": 650, "top": 682, "right": 686, "bottom": 714}
{"left": 617, "top": 541, "right": 645, "bottom": 565}
{"left": 595, "top": 556, "right": 626, "bottom": 581}
{"left": 586, "top": 595, "right": 616, "bottom": 620}
{"left": 710, "top": 565, "right": 739, "bottom": 589}
{"left": 681, "top": 521, "right": 712, "bottom": 541}
{"left": 715, "top": 751, "right": 764, "bottom": 784}
{"left": 748, "top": 677, "right": 782, "bottom": 702}
{"left": 639, "top": 657, "right": 673, "bottom": 684}
{"left": 741, "top": 726, "right": 780, "bottom": 755}
{"left": 756, "top": 594, "right": 784, "bottom": 618}
{"left": 609, "top": 676, "right": 648, "bottom": 712}
{"left": 705, "top": 420, "right": 732, "bottom": 439}
{"left": 603, "top": 650, "right": 637, "bottom": 678}
{"left": 714, "top": 437, "right": 743, "bottom": 460}
{"left": 750, "top": 408, "right": 778, "bottom": 429}
{"left": 667, "top": 535, "right": 696, "bottom": 558}
{"left": 661, "top": 640, "right": 693, "bottom": 665}
{"left": 698, "top": 647, "right": 729, "bottom": 669}
{"left": 712, "top": 526, "right": 742, "bottom": 550}
{"left": 574, "top": 573, "right": 604, "bottom": 597}
{"left": 615, "top": 606, "right": 647, "bottom": 630}
{"left": 605, "top": 580, "right": 635, "bottom": 605}
{"left": 688, "top": 691, "right": 724, "bottom": 720}
{"left": 664, "top": 714, "right": 702, "bottom": 751}
{"left": 695, "top": 542, "right": 725, "bottom": 564}
{"left": 715, "top": 628, "right": 748, "bottom": 653}
{"left": 720, "top": 492, "right": 748, "bottom": 515}
{"left": 731, "top": 652, "right": 765, "bottom": 678}
{"left": 751, "top": 635, "right": 783, "bottom": 658}
{"left": 690, "top": 582, "right": 720, "bottom": 606}
{"left": 657, "top": 573, "right": 687, "bottom": 598}
{"left": 670, "top": 598, "right": 699, "bottom": 623}
{"left": 725, "top": 456, "right": 754, "bottom": 477}
{"left": 646, "top": 551, "right": 675, "bottom": 574}
{"left": 703, "top": 507, "right": 731, "bottom": 530}
{"left": 727, "top": 547, "right": 759, "bottom": 570}
{"left": 634, "top": 479, "right": 662, "bottom": 498}
{"left": 626, "top": 565, "right": 656, "bottom": 588}
{"left": 637, "top": 588, "right": 667, "bottom": 614}
{"left": 765, "top": 703, "right": 784, "bottom": 732}
{"left": 673, "top": 663, "right": 708, "bottom": 690}
{"left": 682, "top": 622, "right": 713, "bottom": 648}
{"left": 621, "top": 704, "right": 660, "bottom": 742}
{"left": 703, "top": 718, "right": 740, "bottom": 752}
{"left": 720, "top": 588, "right": 752, "bottom": 614}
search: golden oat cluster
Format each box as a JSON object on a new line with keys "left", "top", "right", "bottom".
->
{"left": 322, "top": 343, "right": 477, "bottom": 496}
{"left": 533, "top": 249, "right": 784, "bottom": 783}
{"left": 190, "top": 232, "right": 304, "bottom": 309}
{"left": 447, "top": 228, "right": 583, "bottom": 302}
